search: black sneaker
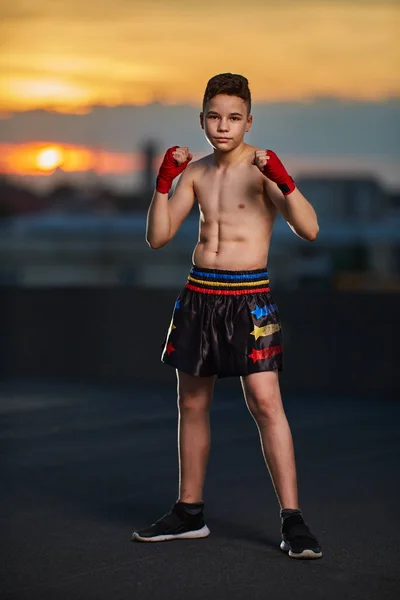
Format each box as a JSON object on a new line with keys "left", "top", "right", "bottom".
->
{"left": 132, "top": 501, "right": 211, "bottom": 542}
{"left": 280, "top": 513, "right": 323, "bottom": 559}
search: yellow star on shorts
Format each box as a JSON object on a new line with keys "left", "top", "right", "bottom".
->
{"left": 167, "top": 322, "right": 176, "bottom": 336}
{"left": 250, "top": 323, "right": 281, "bottom": 340}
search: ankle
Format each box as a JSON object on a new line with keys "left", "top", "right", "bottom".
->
{"left": 280, "top": 507, "right": 302, "bottom": 521}
{"left": 175, "top": 500, "right": 204, "bottom": 517}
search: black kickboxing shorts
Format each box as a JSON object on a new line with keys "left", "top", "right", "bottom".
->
{"left": 161, "top": 264, "right": 284, "bottom": 378}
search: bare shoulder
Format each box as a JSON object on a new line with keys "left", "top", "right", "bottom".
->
{"left": 187, "top": 154, "right": 213, "bottom": 183}
{"left": 190, "top": 154, "right": 213, "bottom": 169}
{"left": 246, "top": 143, "right": 262, "bottom": 155}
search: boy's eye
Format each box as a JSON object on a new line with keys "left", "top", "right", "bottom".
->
{"left": 207, "top": 115, "right": 240, "bottom": 120}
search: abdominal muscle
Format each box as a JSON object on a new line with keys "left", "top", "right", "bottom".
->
{"left": 190, "top": 152, "right": 276, "bottom": 271}
{"left": 192, "top": 216, "right": 273, "bottom": 271}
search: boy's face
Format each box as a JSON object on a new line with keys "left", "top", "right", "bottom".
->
{"left": 200, "top": 94, "right": 252, "bottom": 151}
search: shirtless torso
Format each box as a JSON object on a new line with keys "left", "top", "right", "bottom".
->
{"left": 191, "top": 145, "right": 276, "bottom": 271}
{"left": 147, "top": 139, "right": 317, "bottom": 267}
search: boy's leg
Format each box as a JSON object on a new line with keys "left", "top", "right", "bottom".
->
{"left": 241, "top": 370, "right": 322, "bottom": 558}
{"left": 240, "top": 370, "right": 298, "bottom": 509}
{"left": 177, "top": 370, "right": 215, "bottom": 503}
{"left": 131, "top": 369, "right": 215, "bottom": 542}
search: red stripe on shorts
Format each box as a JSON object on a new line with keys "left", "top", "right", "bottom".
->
{"left": 185, "top": 283, "right": 271, "bottom": 295}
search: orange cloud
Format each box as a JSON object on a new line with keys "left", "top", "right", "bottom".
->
{"left": 0, "top": 2, "right": 398, "bottom": 111}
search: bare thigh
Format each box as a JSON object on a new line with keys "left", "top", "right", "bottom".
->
{"left": 176, "top": 370, "right": 216, "bottom": 411}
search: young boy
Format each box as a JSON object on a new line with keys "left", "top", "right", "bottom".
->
{"left": 133, "top": 73, "right": 322, "bottom": 559}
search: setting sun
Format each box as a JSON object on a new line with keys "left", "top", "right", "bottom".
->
{"left": 0, "top": 142, "right": 144, "bottom": 177}
{"left": 36, "top": 146, "right": 64, "bottom": 171}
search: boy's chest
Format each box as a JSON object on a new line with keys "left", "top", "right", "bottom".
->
{"left": 194, "top": 164, "right": 265, "bottom": 208}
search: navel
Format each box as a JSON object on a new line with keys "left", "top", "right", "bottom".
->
{"left": 238, "top": 203, "right": 245, "bottom": 209}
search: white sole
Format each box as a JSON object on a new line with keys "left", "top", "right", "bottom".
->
{"left": 132, "top": 525, "right": 211, "bottom": 542}
{"left": 280, "top": 540, "right": 323, "bottom": 559}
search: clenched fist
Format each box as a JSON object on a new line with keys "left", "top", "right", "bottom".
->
{"left": 251, "top": 149, "right": 271, "bottom": 172}
{"left": 156, "top": 146, "right": 193, "bottom": 194}
{"left": 252, "top": 149, "right": 295, "bottom": 195}
{"left": 172, "top": 146, "right": 193, "bottom": 166}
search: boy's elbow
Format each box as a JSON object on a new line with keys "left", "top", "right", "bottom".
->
{"left": 304, "top": 222, "right": 319, "bottom": 241}
{"left": 307, "top": 227, "right": 319, "bottom": 242}
{"left": 146, "top": 240, "right": 163, "bottom": 249}
{"left": 146, "top": 237, "right": 169, "bottom": 249}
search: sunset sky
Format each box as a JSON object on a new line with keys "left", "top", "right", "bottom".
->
{"left": 1, "top": 0, "right": 398, "bottom": 113}
{"left": 1, "top": 0, "right": 398, "bottom": 183}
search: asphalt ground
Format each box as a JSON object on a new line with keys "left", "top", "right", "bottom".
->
{"left": 1, "top": 379, "right": 399, "bottom": 600}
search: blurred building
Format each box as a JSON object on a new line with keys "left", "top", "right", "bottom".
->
{"left": 296, "top": 176, "right": 388, "bottom": 221}
{"left": 274, "top": 175, "right": 400, "bottom": 291}
{"left": 0, "top": 177, "right": 46, "bottom": 217}
{"left": 0, "top": 160, "right": 399, "bottom": 291}
{"left": 141, "top": 140, "right": 157, "bottom": 204}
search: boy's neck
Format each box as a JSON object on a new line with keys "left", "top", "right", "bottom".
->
{"left": 212, "top": 142, "right": 249, "bottom": 167}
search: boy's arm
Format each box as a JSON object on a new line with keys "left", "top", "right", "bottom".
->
{"left": 146, "top": 148, "right": 196, "bottom": 249}
{"left": 264, "top": 179, "right": 319, "bottom": 242}
{"left": 253, "top": 149, "right": 319, "bottom": 242}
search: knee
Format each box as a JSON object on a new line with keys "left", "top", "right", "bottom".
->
{"left": 178, "top": 391, "right": 211, "bottom": 413}
{"left": 246, "top": 392, "right": 283, "bottom": 423}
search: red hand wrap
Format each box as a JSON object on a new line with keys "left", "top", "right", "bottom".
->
{"left": 263, "top": 150, "right": 295, "bottom": 195}
{"left": 156, "top": 146, "right": 191, "bottom": 194}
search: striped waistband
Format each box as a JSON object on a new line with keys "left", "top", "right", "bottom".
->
{"left": 186, "top": 266, "right": 270, "bottom": 295}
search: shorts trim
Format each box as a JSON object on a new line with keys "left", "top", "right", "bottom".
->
{"left": 186, "top": 282, "right": 271, "bottom": 295}
{"left": 191, "top": 268, "right": 269, "bottom": 280}
{"left": 188, "top": 275, "right": 270, "bottom": 288}
{"left": 186, "top": 265, "right": 270, "bottom": 295}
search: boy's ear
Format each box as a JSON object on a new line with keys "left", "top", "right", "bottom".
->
{"left": 245, "top": 114, "right": 253, "bottom": 132}
{"left": 199, "top": 112, "right": 204, "bottom": 129}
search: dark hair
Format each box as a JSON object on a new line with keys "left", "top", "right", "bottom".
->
{"left": 202, "top": 73, "right": 251, "bottom": 114}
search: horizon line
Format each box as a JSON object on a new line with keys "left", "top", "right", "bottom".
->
{"left": 1, "top": 95, "right": 400, "bottom": 118}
